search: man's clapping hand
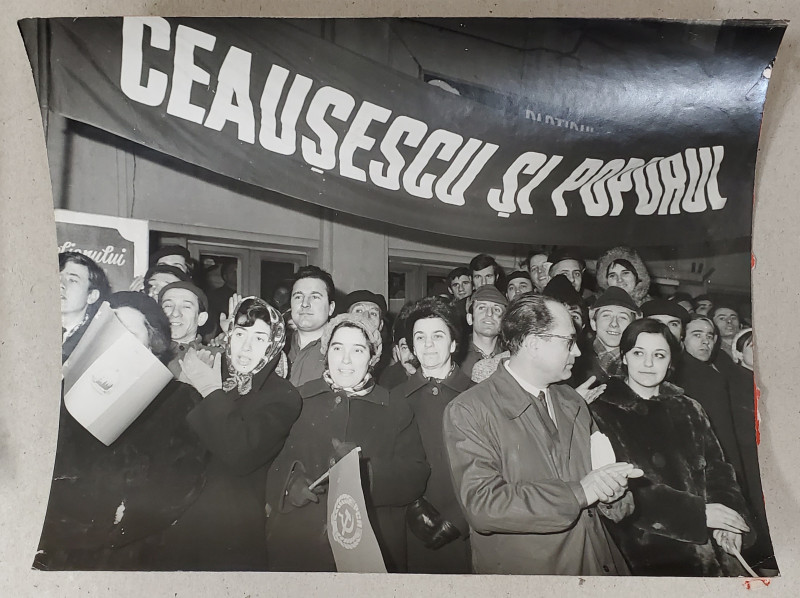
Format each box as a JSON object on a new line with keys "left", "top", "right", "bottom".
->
{"left": 580, "top": 462, "right": 643, "bottom": 505}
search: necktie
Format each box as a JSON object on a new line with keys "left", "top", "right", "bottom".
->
{"left": 533, "top": 390, "right": 559, "bottom": 441}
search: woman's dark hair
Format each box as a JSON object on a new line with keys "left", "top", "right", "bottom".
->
{"left": 607, "top": 258, "right": 640, "bottom": 284}
{"left": 234, "top": 298, "right": 274, "bottom": 328}
{"left": 404, "top": 296, "right": 462, "bottom": 358}
{"left": 619, "top": 318, "right": 682, "bottom": 378}
{"left": 108, "top": 291, "right": 173, "bottom": 364}
{"left": 59, "top": 251, "right": 112, "bottom": 301}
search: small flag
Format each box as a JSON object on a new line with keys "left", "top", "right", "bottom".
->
{"left": 326, "top": 447, "right": 387, "bottom": 573}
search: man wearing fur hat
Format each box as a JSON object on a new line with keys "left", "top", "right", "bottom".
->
{"left": 572, "top": 287, "right": 640, "bottom": 385}
{"left": 159, "top": 281, "right": 219, "bottom": 379}
{"left": 460, "top": 285, "right": 508, "bottom": 378}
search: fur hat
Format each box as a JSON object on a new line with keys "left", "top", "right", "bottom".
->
{"left": 595, "top": 246, "right": 651, "bottom": 306}
{"left": 320, "top": 312, "right": 383, "bottom": 367}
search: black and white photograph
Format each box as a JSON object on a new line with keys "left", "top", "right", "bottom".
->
{"left": 13, "top": 14, "right": 787, "bottom": 579}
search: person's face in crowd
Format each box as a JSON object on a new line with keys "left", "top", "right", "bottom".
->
{"left": 713, "top": 308, "right": 740, "bottom": 340}
{"left": 348, "top": 301, "right": 383, "bottom": 331}
{"left": 527, "top": 303, "right": 580, "bottom": 384}
{"left": 606, "top": 263, "right": 638, "bottom": 295}
{"left": 113, "top": 306, "right": 151, "bottom": 348}
{"left": 327, "top": 326, "right": 372, "bottom": 388}
{"left": 156, "top": 254, "right": 189, "bottom": 274}
{"left": 551, "top": 259, "right": 583, "bottom": 292}
{"left": 684, "top": 319, "right": 716, "bottom": 362}
{"left": 230, "top": 318, "right": 272, "bottom": 375}
{"left": 741, "top": 337, "right": 755, "bottom": 369}
{"left": 506, "top": 278, "right": 533, "bottom": 301}
{"left": 527, "top": 254, "right": 551, "bottom": 292}
{"left": 677, "top": 300, "right": 695, "bottom": 314}
{"left": 468, "top": 300, "right": 505, "bottom": 338}
{"left": 449, "top": 275, "right": 473, "bottom": 301}
{"left": 395, "top": 338, "right": 417, "bottom": 375}
{"left": 472, "top": 266, "right": 496, "bottom": 289}
{"left": 60, "top": 261, "right": 99, "bottom": 317}
{"left": 568, "top": 305, "right": 584, "bottom": 333}
{"left": 413, "top": 317, "right": 456, "bottom": 374}
{"left": 221, "top": 263, "right": 238, "bottom": 288}
{"left": 648, "top": 315, "right": 683, "bottom": 342}
{"left": 623, "top": 332, "right": 671, "bottom": 396}
{"left": 695, "top": 299, "right": 713, "bottom": 316}
{"left": 146, "top": 272, "right": 182, "bottom": 300}
{"left": 291, "top": 277, "right": 335, "bottom": 333}
{"left": 160, "top": 288, "right": 208, "bottom": 343}
{"left": 591, "top": 305, "right": 635, "bottom": 349}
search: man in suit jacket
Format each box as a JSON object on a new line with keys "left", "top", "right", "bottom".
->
{"left": 443, "top": 294, "right": 642, "bottom": 575}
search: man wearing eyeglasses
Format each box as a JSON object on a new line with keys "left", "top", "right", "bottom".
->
{"left": 444, "top": 294, "right": 641, "bottom": 575}
{"left": 460, "top": 285, "right": 508, "bottom": 378}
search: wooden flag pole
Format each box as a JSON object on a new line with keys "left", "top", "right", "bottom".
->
{"left": 309, "top": 446, "right": 361, "bottom": 491}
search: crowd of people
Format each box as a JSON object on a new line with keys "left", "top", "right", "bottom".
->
{"left": 37, "top": 242, "right": 775, "bottom": 576}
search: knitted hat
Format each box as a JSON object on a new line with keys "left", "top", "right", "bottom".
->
{"left": 320, "top": 312, "right": 383, "bottom": 367}
{"left": 591, "top": 286, "right": 639, "bottom": 314}
{"left": 641, "top": 298, "right": 690, "bottom": 325}
{"left": 158, "top": 281, "right": 209, "bottom": 312}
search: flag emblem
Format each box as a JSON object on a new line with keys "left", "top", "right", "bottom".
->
{"left": 330, "top": 493, "right": 363, "bottom": 550}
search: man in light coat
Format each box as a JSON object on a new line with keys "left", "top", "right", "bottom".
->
{"left": 443, "top": 294, "right": 642, "bottom": 575}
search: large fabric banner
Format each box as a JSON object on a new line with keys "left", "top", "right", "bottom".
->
{"left": 45, "top": 17, "right": 783, "bottom": 245}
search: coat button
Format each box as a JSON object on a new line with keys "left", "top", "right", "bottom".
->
{"left": 602, "top": 565, "right": 610, "bottom": 573}
{"left": 334, "top": 396, "right": 342, "bottom": 405}
{"left": 587, "top": 509, "right": 594, "bottom": 518}
{"left": 431, "top": 386, "right": 439, "bottom": 396}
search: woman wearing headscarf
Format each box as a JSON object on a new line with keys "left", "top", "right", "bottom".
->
{"left": 264, "top": 312, "right": 429, "bottom": 572}
{"left": 392, "top": 296, "right": 472, "bottom": 574}
{"left": 169, "top": 296, "right": 302, "bottom": 571}
{"left": 589, "top": 318, "right": 753, "bottom": 576}
{"left": 595, "top": 246, "right": 651, "bottom": 307}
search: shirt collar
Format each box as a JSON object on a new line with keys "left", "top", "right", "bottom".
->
{"left": 503, "top": 361, "right": 548, "bottom": 399}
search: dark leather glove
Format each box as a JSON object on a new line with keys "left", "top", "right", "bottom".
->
{"left": 427, "top": 518, "right": 462, "bottom": 550}
{"left": 282, "top": 462, "right": 325, "bottom": 511}
{"left": 406, "top": 498, "right": 461, "bottom": 549}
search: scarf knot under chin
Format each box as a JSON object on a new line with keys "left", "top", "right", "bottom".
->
{"left": 323, "top": 370, "right": 375, "bottom": 397}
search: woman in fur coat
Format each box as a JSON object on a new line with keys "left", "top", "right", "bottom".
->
{"left": 589, "top": 318, "right": 753, "bottom": 576}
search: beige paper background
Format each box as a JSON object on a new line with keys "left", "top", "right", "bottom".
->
{"left": 1, "top": 2, "right": 796, "bottom": 596}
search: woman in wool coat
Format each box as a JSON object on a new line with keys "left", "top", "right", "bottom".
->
{"left": 392, "top": 296, "right": 473, "bottom": 574}
{"left": 264, "top": 312, "right": 429, "bottom": 572}
{"left": 589, "top": 318, "right": 753, "bottom": 576}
